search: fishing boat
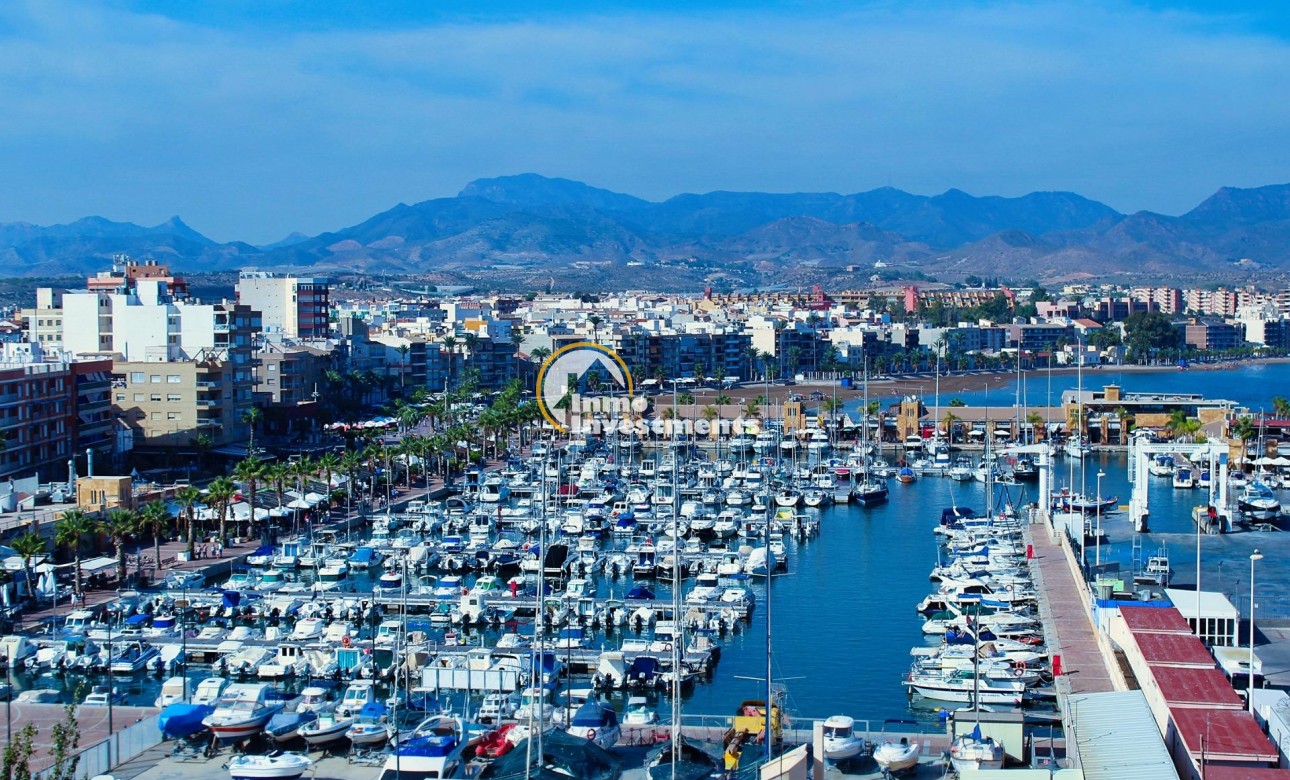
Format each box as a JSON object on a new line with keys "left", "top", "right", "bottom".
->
{"left": 820, "top": 715, "right": 866, "bottom": 762}
{"left": 202, "top": 683, "right": 286, "bottom": 743}
{"left": 226, "top": 753, "right": 312, "bottom": 780}
{"left": 949, "top": 724, "right": 1005, "bottom": 771}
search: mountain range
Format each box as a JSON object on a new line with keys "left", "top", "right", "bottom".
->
{"left": 5, "top": 174, "right": 1290, "bottom": 290}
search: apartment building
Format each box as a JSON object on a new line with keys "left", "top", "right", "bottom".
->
{"left": 236, "top": 271, "right": 331, "bottom": 339}
{"left": 0, "top": 350, "right": 76, "bottom": 477}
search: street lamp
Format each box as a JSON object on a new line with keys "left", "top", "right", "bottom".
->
{"left": 1250, "top": 548, "right": 1263, "bottom": 711}
{"left": 1095, "top": 470, "right": 1105, "bottom": 574}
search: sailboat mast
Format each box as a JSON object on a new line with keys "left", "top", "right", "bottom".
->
{"left": 765, "top": 463, "right": 774, "bottom": 763}
{"left": 670, "top": 379, "right": 681, "bottom": 780}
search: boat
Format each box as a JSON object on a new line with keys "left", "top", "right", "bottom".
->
{"left": 477, "top": 723, "right": 521, "bottom": 759}
{"left": 202, "top": 683, "right": 286, "bottom": 743}
{"left": 949, "top": 725, "right": 1005, "bottom": 771}
{"left": 108, "top": 639, "right": 159, "bottom": 674}
{"left": 15, "top": 689, "right": 59, "bottom": 703}
{"left": 483, "top": 728, "right": 623, "bottom": 780}
{"left": 1239, "top": 481, "right": 1281, "bottom": 521}
{"left": 298, "top": 707, "right": 354, "bottom": 747}
{"left": 159, "top": 702, "right": 216, "bottom": 739}
{"left": 623, "top": 696, "right": 658, "bottom": 726}
{"left": 265, "top": 708, "right": 319, "bottom": 743}
{"left": 345, "top": 703, "right": 392, "bottom": 746}
{"left": 872, "top": 736, "right": 920, "bottom": 775}
{"left": 821, "top": 714, "right": 866, "bottom": 762}
{"left": 896, "top": 466, "right": 917, "bottom": 484}
{"left": 377, "top": 721, "right": 467, "bottom": 780}
{"left": 226, "top": 753, "right": 312, "bottom": 780}
{"left": 155, "top": 675, "right": 189, "bottom": 708}
{"left": 645, "top": 735, "right": 721, "bottom": 780}
{"left": 565, "top": 699, "right": 621, "bottom": 749}
{"left": 1173, "top": 467, "right": 1195, "bottom": 489}
{"left": 83, "top": 685, "right": 126, "bottom": 706}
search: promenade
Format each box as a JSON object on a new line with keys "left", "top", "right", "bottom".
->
{"left": 1025, "top": 520, "right": 1119, "bottom": 695}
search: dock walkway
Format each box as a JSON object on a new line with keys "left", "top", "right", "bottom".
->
{"left": 1025, "top": 521, "right": 1117, "bottom": 695}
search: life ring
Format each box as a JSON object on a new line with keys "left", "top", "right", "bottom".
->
{"left": 586, "top": 729, "right": 596, "bottom": 741}
{"left": 341, "top": 635, "right": 352, "bottom": 648}
{"left": 662, "top": 642, "right": 673, "bottom": 652}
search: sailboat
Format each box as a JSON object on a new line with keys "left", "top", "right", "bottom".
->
{"left": 853, "top": 359, "right": 889, "bottom": 505}
{"left": 949, "top": 616, "right": 1006, "bottom": 771}
{"left": 1064, "top": 344, "right": 1092, "bottom": 459}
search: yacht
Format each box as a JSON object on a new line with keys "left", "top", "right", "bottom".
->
{"left": 203, "top": 683, "right": 286, "bottom": 743}
{"left": 376, "top": 717, "right": 466, "bottom": 780}
{"left": 1239, "top": 482, "right": 1281, "bottom": 521}
{"left": 565, "top": 698, "right": 621, "bottom": 749}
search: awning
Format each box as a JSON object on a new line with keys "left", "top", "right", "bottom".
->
{"left": 81, "top": 556, "right": 118, "bottom": 575}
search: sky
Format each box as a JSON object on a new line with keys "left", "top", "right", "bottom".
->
{"left": 2, "top": 0, "right": 1290, "bottom": 244}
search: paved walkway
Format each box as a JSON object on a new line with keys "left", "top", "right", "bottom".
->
{"left": 1026, "top": 522, "right": 1118, "bottom": 694}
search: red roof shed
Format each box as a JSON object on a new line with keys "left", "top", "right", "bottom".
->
{"left": 1151, "top": 666, "right": 1244, "bottom": 708}
{"left": 1136, "top": 633, "right": 1217, "bottom": 669}
{"left": 1121, "top": 605, "right": 1193, "bottom": 635}
{"left": 1170, "top": 708, "right": 1279, "bottom": 764}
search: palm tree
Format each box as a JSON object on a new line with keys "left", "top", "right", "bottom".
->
{"left": 175, "top": 486, "right": 202, "bottom": 559}
{"left": 55, "top": 509, "right": 95, "bottom": 595}
{"left": 1274, "top": 397, "right": 1290, "bottom": 419}
{"left": 206, "top": 477, "right": 236, "bottom": 546}
{"left": 529, "top": 346, "right": 552, "bottom": 364}
{"left": 398, "top": 404, "right": 424, "bottom": 435}
{"left": 317, "top": 452, "right": 341, "bottom": 496}
{"left": 138, "top": 500, "right": 170, "bottom": 577}
{"left": 1026, "top": 411, "right": 1046, "bottom": 443}
{"left": 1166, "top": 410, "right": 1202, "bottom": 442}
{"left": 714, "top": 394, "right": 733, "bottom": 407}
{"left": 242, "top": 405, "right": 262, "bottom": 454}
{"left": 588, "top": 315, "right": 603, "bottom": 345}
{"left": 1231, "top": 415, "right": 1256, "bottom": 466}
{"left": 98, "top": 508, "right": 138, "bottom": 584}
{"left": 942, "top": 411, "right": 960, "bottom": 443}
{"left": 11, "top": 530, "right": 46, "bottom": 602}
{"left": 233, "top": 456, "right": 266, "bottom": 541}
{"left": 396, "top": 343, "right": 411, "bottom": 390}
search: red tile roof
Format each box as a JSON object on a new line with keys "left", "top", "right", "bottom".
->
{"left": 1121, "top": 605, "right": 1193, "bottom": 634}
{"left": 1202, "top": 768, "right": 1290, "bottom": 780}
{"left": 1170, "top": 708, "right": 1279, "bottom": 763}
{"left": 1151, "top": 666, "right": 1244, "bottom": 708}
{"left": 1136, "top": 633, "right": 1217, "bottom": 668}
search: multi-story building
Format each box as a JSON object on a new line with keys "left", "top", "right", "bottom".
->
{"left": 236, "top": 271, "right": 331, "bottom": 340}
{"left": 1007, "top": 323, "right": 1072, "bottom": 352}
{"left": 617, "top": 329, "right": 752, "bottom": 382}
{"left": 1184, "top": 320, "right": 1242, "bottom": 352}
{"left": 254, "top": 342, "right": 333, "bottom": 406}
{"left": 19, "top": 288, "right": 66, "bottom": 350}
{"left": 1131, "top": 286, "right": 1184, "bottom": 315}
{"left": 0, "top": 349, "right": 91, "bottom": 480}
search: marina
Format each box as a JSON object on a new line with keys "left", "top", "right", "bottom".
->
{"left": 6, "top": 365, "right": 1290, "bottom": 778}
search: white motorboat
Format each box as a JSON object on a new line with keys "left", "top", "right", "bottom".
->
{"left": 83, "top": 685, "right": 126, "bottom": 706}
{"left": 298, "top": 708, "right": 354, "bottom": 747}
{"left": 873, "top": 737, "right": 920, "bottom": 774}
{"left": 226, "top": 753, "right": 312, "bottom": 780}
{"left": 821, "top": 715, "right": 866, "bottom": 761}
{"left": 1239, "top": 482, "right": 1281, "bottom": 521}
{"left": 950, "top": 727, "right": 1005, "bottom": 771}
{"left": 110, "top": 640, "right": 160, "bottom": 674}
{"left": 623, "top": 695, "right": 658, "bottom": 726}
{"left": 565, "top": 698, "right": 621, "bottom": 749}
{"left": 1173, "top": 467, "right": 1195, "bottom": 489}
{"left": 203, "top": 683, "right": 286, "bottom": 743}
{"left": 155, "top": 675, "right": 188, "bottom": 708}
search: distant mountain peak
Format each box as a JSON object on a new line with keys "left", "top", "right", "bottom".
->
{"left": 459, "top": 173, "right": 651, "bottom": 212}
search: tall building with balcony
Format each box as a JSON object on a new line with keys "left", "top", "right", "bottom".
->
{"left": 236, "top": 271, "right": 331, "bottom": 339}
{"left": 0, "top": 348, "right": 77, "bottom": 479}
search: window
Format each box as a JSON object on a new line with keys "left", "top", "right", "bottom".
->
{"left": 268, "top": 364, "right": 277, "bottom": 372}
{"left": 150, "top": 394, "right": 161, "bottom": 402}
{"left": 167, "top": 412, "right": 181, "bottom": 421}
{"left": 149, "top": 375, "right": 161, "bottom": 383}
{"left": 167, "top": 394, "right": 181, "bottom": 402}
{"left": 267, "top": 378, "right": 276, "bottom": 385}
{"left": 150, "top": 412, "right": 160, "bottom": 420}
{"left": 167, "top": 374, "right": 181, "bottom": 383}
{"left": 130, "top": 372, "right": 145, "bottom": 383}
{"left": 133, "top": 393, "right": 144, "bottom": 402}
{"left": 115, "top": 394, "right": 125, "bottom": 402}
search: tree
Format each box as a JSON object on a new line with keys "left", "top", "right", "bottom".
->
{"left": 588, "top": 315, "right": 603, "bottom": 345}
{"left": 47, "top": 696, "right": 82, "bottom": 780}
{"left": 948, "top": 398, "right": 966, "bottom": 407}
{"left": 175, "top": 486, "right": 202, "bottom": 559}
{"left": 98, "top": 508, "right": 138, "bottom": 584}
{"left": 714, "top": 394, "right": 733, "bottom": 407}
{"left": 1166, "top": 410, "right": 1202, "bottom": 442}
{"left": 54, "top": 509, "right": 94, "bottom": 596}
{"left": 1231, "top": 415, "right": 1256, "bottom": 465}
{"left": 11, "top": 531, "right": 45, "bottom": 603}
{"left": 941, "top": 411, "right": 960, "bottom": 443}
{"left": 745, "top": 398, "right": 761, "bottom": 418}
{"left": 396, "top": 343, "right": 410, "bottom": 390}
{"left": 206, "top": 477, "right": 236, "bottom": 546}
{"left": 233, "top": 456, "right": 266, "bottom": 542}
{"left": 1274, "top": 397, "right": 1290, "bottom": 419}
{"left": 138, "top": 500, "right": 170, "bottom": 578}
{"left": 1, "top": 723, "right": 37, "bottom": 780}
{"left": 242, "top": 405, "right": 262, "bottom": 453}
{"left": 1124, "top": 312, "right": 1180, "bottom": 360}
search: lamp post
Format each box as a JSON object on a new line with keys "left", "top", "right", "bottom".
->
{"left": 1095, "top": 470, "right": 1105, "bottom": 574}
{"left": 1250, "top": 548, "right": 1263, "bottom": 711}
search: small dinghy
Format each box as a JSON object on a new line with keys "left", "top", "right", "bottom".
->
{"left": 226, "top": 753, "right": 312, "bottom": 780}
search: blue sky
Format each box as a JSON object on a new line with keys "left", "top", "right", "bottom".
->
{"left": 2, "top": 0, "right": 1289, "bottom": 244}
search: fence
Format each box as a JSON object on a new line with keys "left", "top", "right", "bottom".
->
{"left": 35, "top": 714, "right": 162, "bottom": 780}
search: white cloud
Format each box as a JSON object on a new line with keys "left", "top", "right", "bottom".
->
{"left": 0, "top": 0, "right": 1288, "bottom": 242}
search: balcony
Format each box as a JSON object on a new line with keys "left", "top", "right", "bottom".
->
{"left": 195, "top": 399, "right": 218, "bottom": 409}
